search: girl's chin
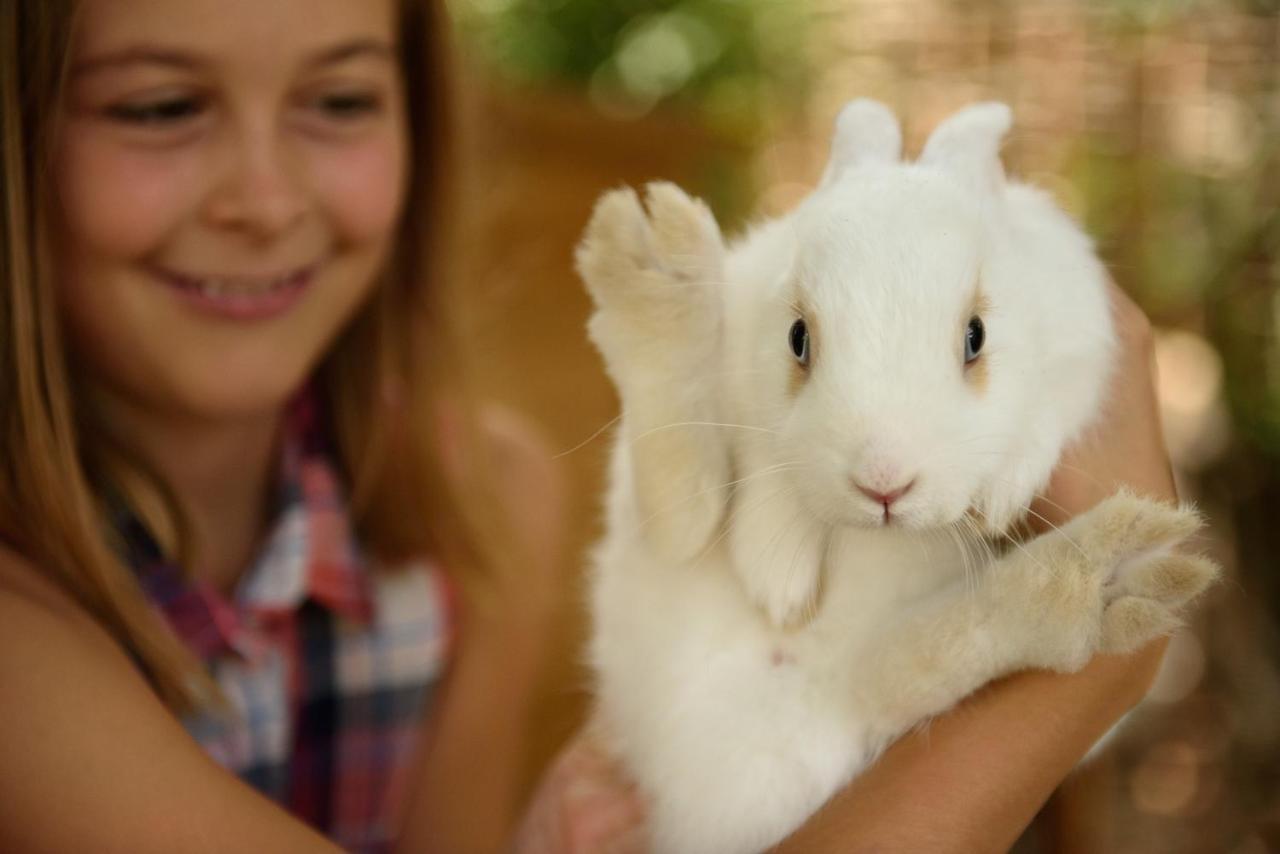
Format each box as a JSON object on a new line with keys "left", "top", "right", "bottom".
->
{"left": 164, "top": 365, "right": 314, "bottom": 422}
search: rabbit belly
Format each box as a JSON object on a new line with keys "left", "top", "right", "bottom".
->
{"left": 590, "top": 544, "right": 871, "bottom": 854}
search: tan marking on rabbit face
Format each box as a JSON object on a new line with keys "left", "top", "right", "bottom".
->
{"left": 963, "top": 291, "right": 991, "bottom": 393}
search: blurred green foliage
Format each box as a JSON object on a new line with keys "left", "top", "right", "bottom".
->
{"left": 1066, "top": 116, "right": 1279, "bottom": 453}
{"left": 1098, "top": 0, "right": 1280, "bottom": 21}
{"left": 450, "top": 0, "right": 813, "bottom": 138}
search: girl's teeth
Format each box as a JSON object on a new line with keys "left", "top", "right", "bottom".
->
{"left": 193, "top": 274, "right": 295, "bottom": 298}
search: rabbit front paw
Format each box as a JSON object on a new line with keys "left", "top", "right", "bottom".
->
{"left": 576, "top": 183, "right": 724, "bottom": 359}
{"left": 1080, "top": 493, "right": 1219, "bottom": 655}
{"left": 1010, "top": 492, "right": 1217, "bottom": 671}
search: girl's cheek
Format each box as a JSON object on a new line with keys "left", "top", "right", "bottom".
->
{"left": 308, "top": 131, "right": 407, "bottom": 245}
{"left": 56, "top": 135, "right": 202, "bottom": 259}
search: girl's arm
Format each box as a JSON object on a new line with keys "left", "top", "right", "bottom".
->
{"left": 0, "top": 553, "right": 345, "bottom": 854}
{"left": 775, "top": 647, "right": 1164, "bottom": 853}
{"left": 396, "top": 404, "right": 649, "bottom": 854}
{"left": 395, "top": 574, "right": 559, "bottom": 853}
{"left": 776, "top": 282, "right": 1178, "bottom": 852}
{"left": 396, "top": 405, "right": 583, "bottom": 853}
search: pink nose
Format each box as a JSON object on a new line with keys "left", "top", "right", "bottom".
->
{"left": 855, "top": 479, "right": 916, "bottom": 508}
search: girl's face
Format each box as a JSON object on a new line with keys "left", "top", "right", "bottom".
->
{"left": 56, "top": 0, "right": 407, "bottom": 421}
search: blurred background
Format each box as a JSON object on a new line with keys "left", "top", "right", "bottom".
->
{"left": 443, "top": 0, "right": 1280, "bottom": 850}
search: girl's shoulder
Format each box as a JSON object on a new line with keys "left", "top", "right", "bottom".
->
{"left": 0, "top": 545, "right": 343, "bottom": 852}
{"left": 0, "top": 543, "right": 98, "bottom": 633}
{"left": 0, "top": 543, "right": 148, "bottom": 711}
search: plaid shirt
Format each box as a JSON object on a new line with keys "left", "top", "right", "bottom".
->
{"left": 117, "top": 401, "right": 454, "bottom": 853}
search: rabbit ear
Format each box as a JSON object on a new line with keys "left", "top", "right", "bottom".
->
{"left": 819, "top": 99, "right": 902, "bottom": 188}
{"left": 919, "top": 102, "right": 1012, "bottom": 196}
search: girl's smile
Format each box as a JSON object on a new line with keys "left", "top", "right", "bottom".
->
{"left": 150, "top": 260, "right": 321, "bottom": 321}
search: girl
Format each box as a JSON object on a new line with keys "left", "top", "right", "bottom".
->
{"left": 0, "top": 0, "right": 1183, "bottom": 851}
{"left": 0, "top": 0, "right": 635, "bottom": 850}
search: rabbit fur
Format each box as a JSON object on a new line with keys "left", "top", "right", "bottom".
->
{"left": 576, "top": 100, "right": 1218, "bottom": 854}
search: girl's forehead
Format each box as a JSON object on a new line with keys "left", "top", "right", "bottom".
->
{"left": 72, "top": 0, "right": 398, "bottom": 63}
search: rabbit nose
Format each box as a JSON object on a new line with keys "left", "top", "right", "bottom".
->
{"left": 854, "top": 478, "right": 916, "bottom": 508}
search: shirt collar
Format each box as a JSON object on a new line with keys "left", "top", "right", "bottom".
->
{"left": 118, "top": 391, "right": 375, "bottom": 661}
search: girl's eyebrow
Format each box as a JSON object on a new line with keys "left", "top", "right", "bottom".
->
{"left": 307, "top": 39, "right": 397, "bottom": 67}
{"left": 73, "top": 47, "right": 205, "bottom": 76}
{"left": 72, "top": 38, "right": 396, "bottom": 77}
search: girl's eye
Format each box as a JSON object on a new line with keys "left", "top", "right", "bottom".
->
{"left": 315, "top": 92, "right": 382, "bottom": 119}
{"left": 789, "top": 318, "right": 810, "bottom": 367}
{"left": 965, "top": 315, "right": 985, "bottom": 363}
{"left": 106, "top": 97, "right": 205, "bottom": 126}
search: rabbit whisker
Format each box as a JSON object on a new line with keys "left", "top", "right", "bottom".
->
{"left": 630, "top": 421, "right": 780, "bottom": 444}
{"left": 692, "top": 477, "right": 802, "bottom": 572}
{"left": 554, "top": 413, "right": 622, "bottom": 460}
{"left": 969, "top": 504, "right": 1062, "bottom": 580}
{"left": 633, "top": 462, "right": 806, "bottom": 533}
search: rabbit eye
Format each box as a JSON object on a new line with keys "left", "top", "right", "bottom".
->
{"left": 789, "top": 319, "right": 810, "bottom": 367}
{"left": 965, "top": 316, "right": 985, "bottom": 363}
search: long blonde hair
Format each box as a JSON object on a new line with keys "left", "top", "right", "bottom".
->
{"left": 0, "top": 0, "right": 496, "bottom": 712}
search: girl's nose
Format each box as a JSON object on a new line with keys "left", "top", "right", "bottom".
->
{"left": 204, "top": 131, "right": 307, "bottom": 240}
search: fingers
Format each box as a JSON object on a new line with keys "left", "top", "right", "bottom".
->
{"left": 561, "top": 775, "right": 647, "bottom": 854}
{"left": 1105, "top": 277, "right": 1155, "bottom": 359}
{"left": 556, "top": 738, "right": 648, "bottom": 853}
{"left": 512, "top": 734, "right": 648, "bottom": 854}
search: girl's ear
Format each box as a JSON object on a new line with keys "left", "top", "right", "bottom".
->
{"left": 819, "top": 99, "right": 902, "bottom": 188}
{"left": 919, "top": 102, "right": 1012, "bottom": 198}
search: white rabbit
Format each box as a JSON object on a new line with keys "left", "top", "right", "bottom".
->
{"left": 577, "top": 100, "right": 1218, "bottom": 854}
